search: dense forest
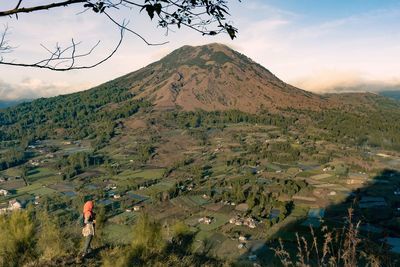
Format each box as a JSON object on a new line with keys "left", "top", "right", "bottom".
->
{"left": 0, "top": 78, "right": 151, "bottom": 148}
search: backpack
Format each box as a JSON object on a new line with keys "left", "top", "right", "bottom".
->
{"left": 77, "top": 213, "right": 85, "bottom": 227}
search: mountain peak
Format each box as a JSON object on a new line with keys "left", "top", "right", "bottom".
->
{"left": 180, "top": 42, "right": 233, "bottom": 50}
{"left": 121, "top": 44, "right": 327, "bottom": 112}
{"left": 158, "top": 43, "right": 244, "bottom": 70}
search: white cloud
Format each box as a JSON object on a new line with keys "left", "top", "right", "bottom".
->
{"left": 292, "top": 70, "right": 365, "bottom": 92}
{"left": 291, "top": 70, "right": 400, "bottom": 93}
{"left": 0, "top": 78, "right": 92, "bottom": 100}
{"left": 228, "top": 5, "right": 400, "bottom": 91}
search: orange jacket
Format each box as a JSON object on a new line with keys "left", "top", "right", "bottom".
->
{"left": 83, "top": 201, "right": 94, "bottom": 221}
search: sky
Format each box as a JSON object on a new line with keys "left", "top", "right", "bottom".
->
{"left": 0, "top": 0, "right": 399, "bottom": 100}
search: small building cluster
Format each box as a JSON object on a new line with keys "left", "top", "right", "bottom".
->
{"left": 0, "top": 189, "right": 9, "bottom": 196}
{"left": 229, "top": 216, "right": 256, "bottom": 228}
{"left": 198, "top": 216, "right": 213, "bottom": 224}
{"left": 0, "top": 199, "right": 23, "bottom": 214}
{"left": 29, "top": 159, "right": 40, "bottom": 167}
{"left": 323, "top": 166, "right": 334, "bottom": 172}
{"left": 221, "top": 200, "right": 236, "bottom": 206}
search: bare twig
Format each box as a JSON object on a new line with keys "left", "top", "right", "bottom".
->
{"left": 0, "top": 25, "right": 124, "bottom": 71}
{"left": 0, "top": 0, "right": 238, "bottom": 71}
{"left": 0, "top": 25, "right": 14, "bottom": 57}
{"left": 103, "top": 11, "right": 168, "bottom": 46}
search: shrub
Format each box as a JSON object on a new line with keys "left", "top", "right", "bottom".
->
{"left": 273, "top": 209, "right": 385, "bottom": 267}
{"left": 0, "top": 211, "right": 35, "bottom": 267}
{"left": 36, "top": 211, "right": 67, "bottom": 261}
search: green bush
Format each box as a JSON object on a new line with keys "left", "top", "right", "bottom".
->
{"left": 0, "top": 211, "right": 35, "bottom": 267}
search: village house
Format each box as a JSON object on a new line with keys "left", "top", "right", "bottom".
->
{"left": 238, "top": 235, "right": 247, "bottom": 242}
{"left": 323, "top": 165, "right": 334, "bottom": 172}
{"left": 238, "top": 243, "right": 245, "bottom": 249}
{"left": 29, "top": 159, "right": 40, "bottom": 167}
{"left": 230, "top": 216, "right": 256, "bottom": 228}
{"left": 243, "top": 217, "right": 256, "bottom": 228}
{"left": 105, "top": 184, "right": 117, "bottom": 191}
{"left": 346, "top": 179, "right": 366, "bottom": 185}
{"left": 202, "top": 194, "right": 210, "bottom": 199}
{"left": 0, "top": 189, "right": 9, "bottom": 196}
{"left": 198, "top": 216, "right": 213, "bottom": 224}
{"left": 8, "top": 199, "right": 22, "bottom": 210}
{"left": 0, "top": 201, "right": 9, "bottom": 214}
{"left": 235, "top": 220, "right": 243, "bottom": 226}
{"left": 187, "top": 184, "right": 194, "bottom": 191}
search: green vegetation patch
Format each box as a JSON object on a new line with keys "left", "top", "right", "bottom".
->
{"left": 109, "top": 211, "right": 138, "bottom": 224}
{"left": 16, "top": 183, "right": 43, "bottom": 194}
{"left": 116, "top": 168, "right": 165, "bottom": 180}
{"left": 187, "top": 195, "right": 211, "bottom": 206}
{"left": 1, "top": 167, "right": 21, "bottom": 177}
{"left": 28, "top": 187, "right": 57, "bottom": 196}
{"left": 27, "top": 167, "right": 57, "bottom": 182}
{"left": 171, "top": 196, "right": 198, "bottom": 209}
{"left": 265, "top": 163, "right": 282, "bottom": 171}
{"left": 310, "top": 173, "right": 332, "bottom": 180}
{"left": 198, "top": 212, "right": 229, "bottom": 231}
{"left": 137, "top": 180, "right": 175, "bottom": 196}
{"left": 103, "top": 223, "right": 133, "bottom": 245}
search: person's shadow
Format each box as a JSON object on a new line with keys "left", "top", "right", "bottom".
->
{"left": 235, "top": 169, "right": 400, "bottom": 266}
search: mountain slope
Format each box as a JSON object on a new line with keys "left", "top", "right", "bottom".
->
{"left": 122, "top": 43, "right": 329, "bottom": 112}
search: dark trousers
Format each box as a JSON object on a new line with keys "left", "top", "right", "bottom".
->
{"left": 83, "top": 235, "right": 93, "bottom": 254}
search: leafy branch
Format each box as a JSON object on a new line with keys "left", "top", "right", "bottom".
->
{"left": 0, "top": 0, "right": 240, "bottom": 71}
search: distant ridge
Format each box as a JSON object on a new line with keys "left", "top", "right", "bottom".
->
{"left": 0, "top": 99, "right": 31, "bottom": 109}
{"left": 380, "top": 90, "right": 400, "bottom": 101}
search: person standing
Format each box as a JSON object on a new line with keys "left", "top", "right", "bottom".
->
{"left": 81, "top": 200, "right": 96, "bottom": 258}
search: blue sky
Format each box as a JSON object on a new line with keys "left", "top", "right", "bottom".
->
{"left": 269, "top": 0, "right": 400, "bottom": 19}
{"left": 0, "top": 0, "right": 399, "bottom": 99}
